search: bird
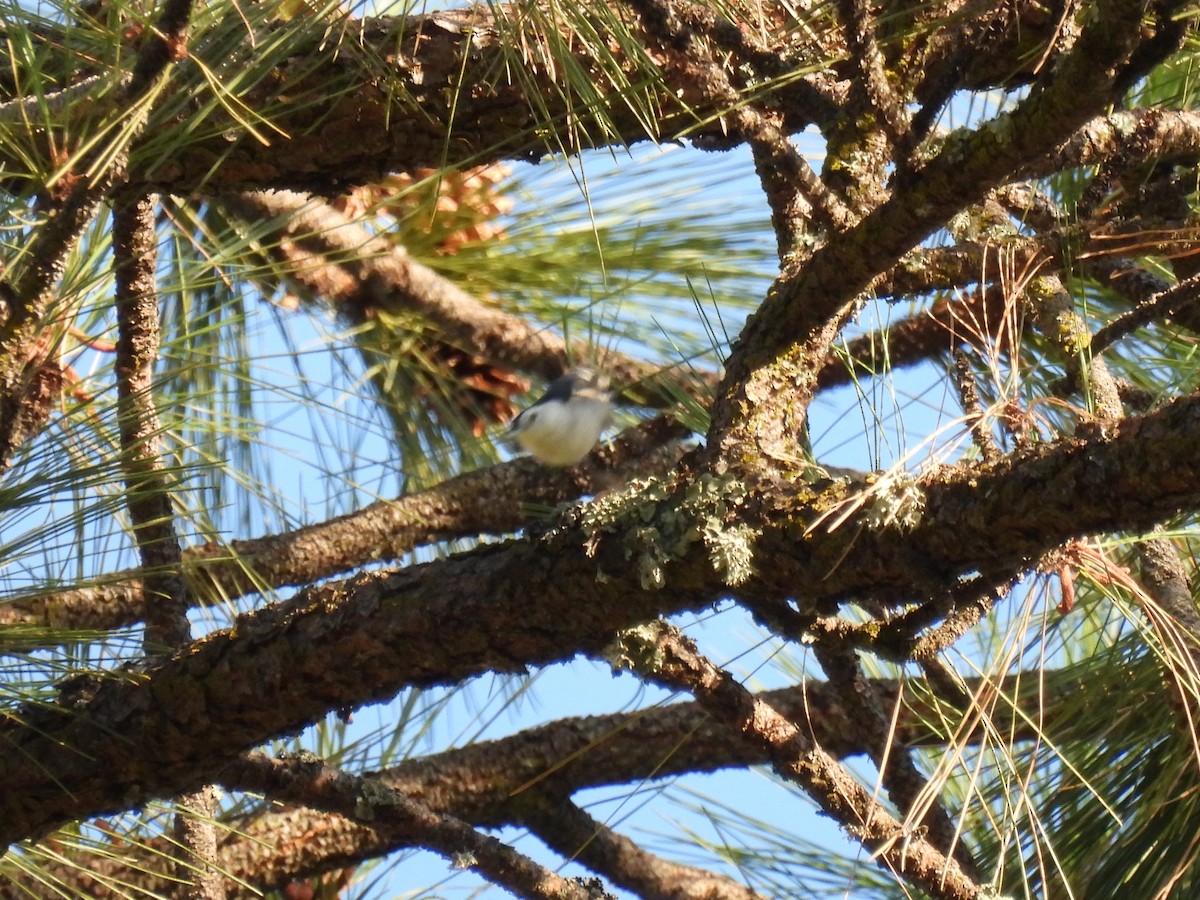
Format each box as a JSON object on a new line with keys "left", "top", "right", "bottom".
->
{"left": 509, "top": 368, "right": 614, "bottom": 466}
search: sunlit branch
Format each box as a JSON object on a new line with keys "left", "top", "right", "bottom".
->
{"left": 704, "top": 0, "right": 1177, "bottom": 473}
{"left": 524, "top": 797, "right": 771, "bottom": 900}
{"left": 113, "top": 191, "right": 224, "bottom": 899}
{"left": 5, "top": 670, "right": 1061, "bottom": 897}
{"left": 0, "top": 416, "right": 687, "bottom": 646}
{"left": 224, "top": 752, "right": 599, "bottom": 900}
{"left": 7, "top": 385, "right": 1200, "bottom": 843}
{"left": 608, "top": 622, "right": 986, "bottom": 900}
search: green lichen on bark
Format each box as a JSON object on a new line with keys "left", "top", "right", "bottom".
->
{"left": 572, "top": 472, "right": 760, "bottom": 590}
{"left": 863, "top": 472, "right": 926, "bottom": 532}
{"left": 603, "top": 621, "right": 669, "bottom": 674}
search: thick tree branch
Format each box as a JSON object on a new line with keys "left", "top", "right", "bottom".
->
{"left": 0, "top": 3, "right": 1134, "bottom": 196}
{"left": 0, "top": 416, "right": 687, "bottom": 644}
{"left": 5, "top": 387, "right": 1200, "bottom": 843}
{"left": 4, "top": 668, "right": 1071, "bottom": 897}
{"left": 705, "top": 0, "right": 1178, "bottom": 472}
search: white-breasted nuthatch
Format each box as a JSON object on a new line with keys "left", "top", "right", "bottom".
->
{"left": 509, "top": 368, "right": 613, "bottom": 466}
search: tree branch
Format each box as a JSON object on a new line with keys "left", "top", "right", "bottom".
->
{"left": 222, "top": 189, "right": 710, "bottom": 404}
{"left": 3, "top": 668, "right": 1070, "bottom": 897}
{"left": 224, "top": 752, "right": 606, "bottom": 900}
{"left": 6, "top": 386, "right": 1200, "bottom": 841}
{"left": 0, "top": 415, "right": 688, "bottom": 645}
{"left": 0, "top": 3, "right": 1120, "bottom": 195}
{"left": 608, "top": 623, "right": 984, "bottom": 900}
{"left": 705, "top": 0, "right": 1178, "bottom": 472}
{"left": 113, "top": 195, "right": 190, "bottom": 652}
{"left": 114, "top": 191, "right": 223, "bottom": 899}
{"left": 811, "top": 640, "right": 979, "bottom": 877}
{"left": 524, "top": 796, "right": 768, "bottom": 900}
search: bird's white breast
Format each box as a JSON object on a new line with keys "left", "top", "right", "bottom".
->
{"left": 514, "top": 397, "right": 612, "bottom": 466}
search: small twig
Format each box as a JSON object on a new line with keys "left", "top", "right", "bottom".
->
{"left": 225, "top": 752, "right": 608, "bottom": 900}
{"left": 1091, "top": 268, "right": 1200, "bottom": 356}
{"left": 1026, "top": 274, "right": 1123, "bottom": 418}
{"left": 905, "top": 573, "right": 1022, "bottom": 663}
{"left": 835, "top": 0, "right": 909, "bottom": 148}
{"left": 918, "top": 655, "right": 972, "bottom": 709}
{"left": 907, "top": 596, "right": 1001, "bottom": 663}
{"left": 758, "top": 569, "right": 1019, "bottom": 666}
{"left": 812, "top": 640, "right": 979, "bottom": 878}
{"left": 993, "top": 183, "right": 1064, "bottom": 232}
{"left": 524, "top": 795, "right": 770, "bottom": 900}
{"left": 953, "top": 349, "right": 1001, "bottom": 463}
